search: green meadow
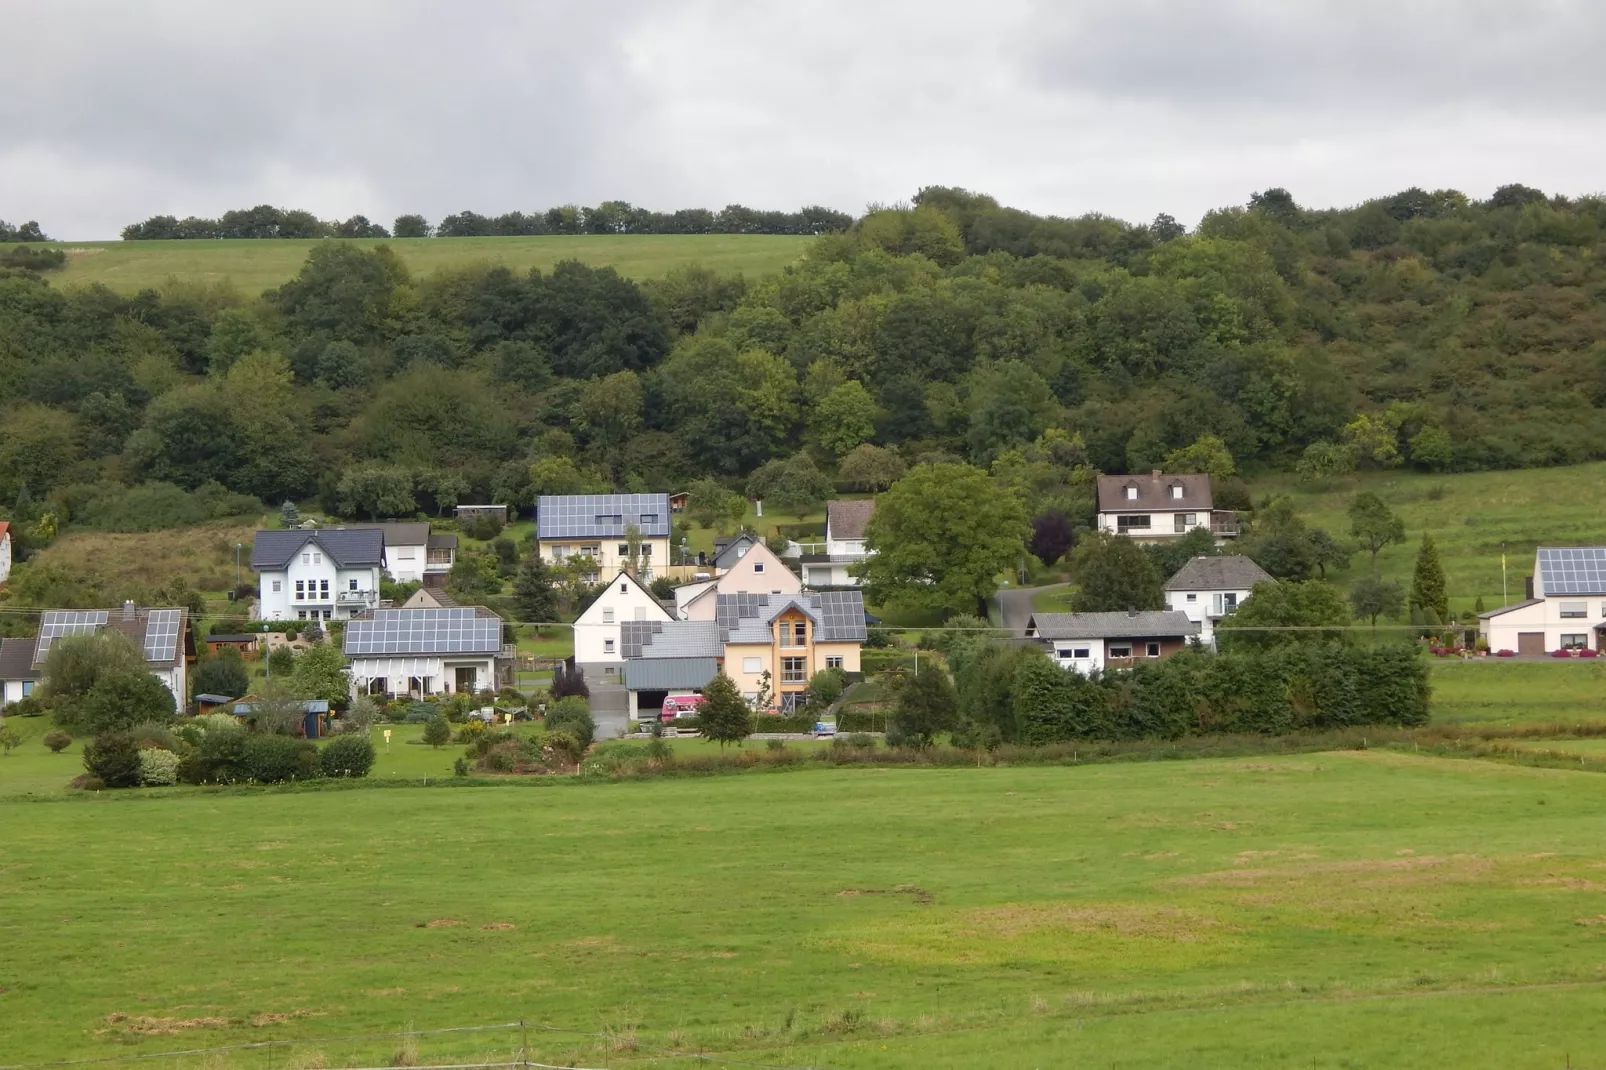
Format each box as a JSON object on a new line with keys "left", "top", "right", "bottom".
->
{"left": 45, "top": 234, "right": 812, "bottom": 295}
{"left": 4, "top": 749, "right": 1606, "bottom": 1067}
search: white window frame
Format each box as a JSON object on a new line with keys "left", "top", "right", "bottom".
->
{"left": 1108, "top": 644, "right": 1132, "bottom": 659}
{"left": 1561, "top": 633, "right": 1588, "bottom": 649}
{"left": 1170, "top": 485, "right": 1184, "bottom": 500}
{"left": 1560, "top": 602, "right": 1587, "bottom": 619}
{"left": 1185, "top": 593, "right": 1196, "bottom": 602}
{"left": 1072, "top": 647, "right": 1091, "bottom": 659}
{"left": 742, "top": 656, "right": 762, "bottom": 673}
{"left": 1146, "top": 641, "right": 1161, "bottom": 657}
{"left": 272, "top": 580, "right": 282, "bottom": 593}
{"left": 603, "top": 608, "right": 615, "bottom": 623}
{"left": 1125, "top": 485, "right": 1138, "bottom": 500}
{"left": 826, "top": 656, "right": 843, "bottom": 669}
{"left": 603, "top": 638, "right": 616, "bottom": 654}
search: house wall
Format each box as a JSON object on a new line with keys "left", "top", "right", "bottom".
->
{"left": 683, "top": 544, "right": 801, "bottom": 621}
{"left": 1480, "top": 597, "right": 1605, "bottom": 653}
{"left": 1166, "top": 587, "right": 1255, "bottom": 644}
{"left": 257, "top": 545, "right": 381, "bottom": 621}
{"left": 723, "top": 627, "right": 862, "bottom": 709}
{"left": 574, "top": 575, "right": 671, "bottom": 663}
{"left": 1046, "top": 635, "right": 1186, "bottom": 674}
{"left": 0, "top": 532, "right": 10, "bottom": 584}
{"left": 800, "top": 562, "right": 861, "bottom": 588}
{"left": 538, "top": 536, "right": 672, "bottom": 583}
{"left": 384, "top": 541, "right": 428, "bottom": 584}
{"left": 1096, "top": 511, "right": 1211, "bottom": 540}
{"left": 349, "top": 656, "right": 497, "bottom": 699}
{"left": 2, "top": 678, "right": 36, "bottom": 704}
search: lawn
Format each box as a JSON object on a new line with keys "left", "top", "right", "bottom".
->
{"left": 1253, "top": 461, "right": 1606, "bottom": 617}
{"left": 5, "top": 752, "right": 1606, "bottom": 1067}
{"left": 45, "top": 234, "right": 812, "bottom": 295}
{"left": 1427, "top": 658, "right": 1606, "bottom": 728}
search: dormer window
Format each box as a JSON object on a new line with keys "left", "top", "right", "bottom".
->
{"left": 1125, "top": 485, "right": 1138, "bottom": 501}
{"left": 1170, "top": 484, "right": 1184, "bottom": 500}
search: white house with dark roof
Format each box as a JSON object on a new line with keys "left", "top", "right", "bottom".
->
{"left": 574, "top": 570, "right": 674, "bottom": 681}
{"left": 1, "top": 604, "right": 193, "bottom": 706}
{"left": 796, "top": 499, "right": 876, "bottom": 587}
{"left": 535, "top": 493, "right": 671, "bottom": 583}
{"left": 1164, "top": 555, "right": 1275, "bottom": 645}
{"left": 0, "top": 520, "right": 11, "bottom": 586}
{"left": 252, "top": 528, "right": 386, "bottom": 621}
{"left": 344, "top": 607, "right": 510, "bottom": 699}
{"left": 1025, "top": 610, "right": 1197, "bottom": 674}
{"left": 1479, "top": 547, "right": 1606, "bottom": 655}
{"left": 1095, "top": 472, "right": 1238, "bottom": 542}
{"left": 334, "top": 522, "right": 455, "bottom": 586}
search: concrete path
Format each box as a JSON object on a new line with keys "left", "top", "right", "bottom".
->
{"left": 996, "top": 582, "right": 1070, "bottom": 636}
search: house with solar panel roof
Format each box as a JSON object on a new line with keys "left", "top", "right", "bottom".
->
{"left": 1479, "top": 547, "right": 1606, "bottom": 655}
{"left": 343, "top": 607, "right": 512, "bottom": 699}
{"left": 535, "top": 493, "right": 671, "bottom": 583}
{"left": 0, "top": 602, "right": 194, "bottom": 707}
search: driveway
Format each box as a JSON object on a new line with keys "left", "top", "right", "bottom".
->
{"left": 576, "top": 664, "right": 630, "bottom": 740}
{"left": 996, "top": 583, "right": 1069, "bottom": 637}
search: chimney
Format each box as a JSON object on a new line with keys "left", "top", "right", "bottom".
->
{"left": 1525, "top": 575, "right": 1534, "bottom": 600}
{"left": 122, "top": 600, "right": 136, "bottom": 621}
{"left": 1152, "top": 469, "right": 1162, "bottom": 478}
{"left": 1127, "top": 607, "right": 1137, "bottom": 617}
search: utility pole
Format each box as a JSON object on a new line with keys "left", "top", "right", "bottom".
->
{"left": 234, "top": 542, "right": 243, "bottom": 591}
{"left": 1501, "top": 541, "right": 1508, "bottom": 606}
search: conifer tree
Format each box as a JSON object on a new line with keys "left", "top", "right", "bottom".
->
{"left": 1409, "top": 532, "right": 1448, "bottom": 623}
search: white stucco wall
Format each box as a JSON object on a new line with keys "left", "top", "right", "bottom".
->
{"left": 539, "top": 536, "right": 671, "bottom": 582}
{"left": 257, "top": 543, "right": 380, "bottom": 621}
{"left": 1166, "top": 587, "right": 1254, "bottom": 644}
{"left": 574, "top": 575, "right": 672, "bottom": 663}
{"left": 1480, "top": 597, "right": 1605, "bottom": 653}
{"left": 1097, "top": 511, "right": 1210, "bottom": 539}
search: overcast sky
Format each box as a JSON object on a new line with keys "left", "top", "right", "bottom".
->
{"left": 4, "top": 0, "right": 1604, "bottom": 240}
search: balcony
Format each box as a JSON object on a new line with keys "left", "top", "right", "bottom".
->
{"left": 1211, "top": 511, "right": 1241, "bottom": 537}
{"left": 425, "top": 551, "right": 454, "bottom": 573}
{"left": 337, "top": 589, "right": 378, "bottom": 606}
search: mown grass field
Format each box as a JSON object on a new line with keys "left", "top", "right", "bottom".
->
{"left": 45, "top": 235, "right": 812, "bottom": 295}
{"left": 4, "top": 750, "right": 1606, "bottom": 1067}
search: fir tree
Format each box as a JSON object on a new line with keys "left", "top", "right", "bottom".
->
{"left": 1409, "top": 532, "right": 1449, "bottom": 623}
{"left": 511, "top": 553, "right": 558, "bottom": 623}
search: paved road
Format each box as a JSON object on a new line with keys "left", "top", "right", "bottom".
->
{"left": 576, "top": 664, "right": 630, "bottom": 740}
{"left": 996, "top": 582, "right": 1069, "bottom": 637}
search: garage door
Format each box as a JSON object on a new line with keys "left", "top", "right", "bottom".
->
{"left": 1517, "top": 632, "right": 1545, "bottom": 656}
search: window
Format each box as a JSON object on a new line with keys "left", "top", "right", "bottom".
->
{"left": 640, "top": 514, "right": 658, "bottom": 526}
{"left": 1561, "top": 634, "right": 1588, "bottom": 649}
{"left": 640, "top": 544, "right": 652, "bottom": 557}
{"left": 618, "top": 543, "right": 630, "bottom": 556}
{"left": 1117, "top": 515, "right": 1152, "bottom": 533}
{"left": 826, "top": 655, "right": 844, "bottom": 669}
{"left": 743, "top": 656, "right": 762, "bottom": 673}
{"left": 1174, "top": 513, "right": 1198, "bottom": 532}
{"left": 302, "top": 552, "right": 310, "bottom": 564}
{"left": 1108, "top": 644, "right": 1132, "bottom": 659}
{"left": 21, "top": 681, "right": 33, "bottom": 697}
{"left": 295, "top": 580, "right": 305, "bottom": 598}
{"left": 319, "top": 579, "right": 329, "bottom": 597}
{"left": 1072, "top": 647, "right": 1090, "bottom": 659}
{"left": 349, "top": 579, "right": 358, "bottom": 591}
{"left": 796, "top": 621, "right": 808, "bottom": 646}
{"left": 1560, "top": 602, "right": 1588, "bottom": 619}
{"left": 1185, "top": 593, "right": 1197, "bottom": 603}
{"left": 753, "top": 561, "right": 765, "bottom": 574}
{"left": 1146, "top": 642, "right": 1161, "bottom": 657}
{"left": 1170, "top": 484, "right": 1184, "bottom": 500}
{"left": 619, "top": 582, "right": 628, "bottom": 594}
{"left": 604, "top": 639, "right": 616, "bottom": 654}
{"left": 1125, "top": 485, "right": 1138, "bottom": 500}
{"left": 297, "top": 610, "right": 307, "bottom": 620}
{"left": 781, "top": 657, "right": 807, "bottom": 684}
{"left": 313, "top": 552, "right": 322, "bottom": 564}
{"left": 604, "top": 666, "right": 617, "bottom": 677}
{"left": 272, "top": 580, "right": 282, "bottom": 593}
{"left": 603, "top": 608, "right": 615, "bottom": 623}
{"left": 396, "top": 548, "right": 416, "bottom": 560}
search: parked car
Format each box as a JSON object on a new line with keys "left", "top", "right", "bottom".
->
{"left": 661, "top": 694, "right": 707, "bottom": 719}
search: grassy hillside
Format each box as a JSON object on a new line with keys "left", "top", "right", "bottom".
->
{"left": 5, "top": 753, "right": 1606, "bottom": 1066}
{"left": 46, "top": 234, "right": 812, "bottom": 294}
{"left": 1254, "top": 462, "right": 1606, "bottom": 616}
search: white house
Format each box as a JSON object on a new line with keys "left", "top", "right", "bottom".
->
{"left": 1164, "top": 555, "right": 1274, "bottom": 645}
{"left": 681, "top": 539, "right": 801, "bottom": 621}
{"left": 335, "top": 523, "right": 455, "bottom": 585}
{"left": 251, "top": 528, "right": 385, "bottom": 621}
{"left": 574, "top": 570, "right": 673, "bottom": 682}
{"left": 1024, "top": 610, "right": 1197, "bottom": 674}
{"left": 0, "top": 520, "right": 11, "bottom": 585}
{"left": 797, "top": 499, "right": 875, "bottom": 587}
{"left": 536, "top": 493, "right": 672, "bottom": 583}
{"left": 1480, "top": 547, "right": 1606, "bottom": 654}
{"left": 344, "top": 607, "right": 510, "bottom": 699}
{"left": 1095, "top": 472, "right": 1239, "bottom": 542}
{"left": 1, "top": 604, "right": 193, "bottom": 707}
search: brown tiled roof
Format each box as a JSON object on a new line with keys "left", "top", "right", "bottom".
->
{"left": 0, "top": 637, "right": 39, "bottom": 682}
{"left": 1096, "top": 472, "right": 1213, "bottom": 513}
{"left": 827, "top": 500, "right": 876, "bottom": 540}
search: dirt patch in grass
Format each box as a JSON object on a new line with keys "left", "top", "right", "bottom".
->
{"left": 956, "top": 903, "right": 1226, "bottom": 942}
{"left": 101, "top": 1013, "right": 230, "bottom": 1035}
{"left": 1172, "top": 854, "right": 1493, "bottom": 890}
{"left": 481, "top": 922, "right": 516, "bottom": 931}
{"left": 419, "top": 918, "right": 461, "bottom": 929}
{"left": 838, "top": 885, "right": 934, "bottom": 905}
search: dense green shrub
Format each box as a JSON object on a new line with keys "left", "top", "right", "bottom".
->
{"left": 82, "top": 732, "right": 143, "bottom": 788}
{"left": 80, "top": 671, "right": 179, "bottom": 734}
{"left": 42, "top": 730, "right": 72, "bottom": 753}
{"left": 319, "top": 734, "right": 375, "bottom": 778}
{"left": 138, "top": 748, "right": 181, "bottom": 786}
{"left": 188, "top": 723, "right": 250, "bottom": 783}
{"left": 422, "top": 713, "right": 452, "bottom": 748}
{"left": 545, "top": 697, "right": 595, "bottom": 749}
{"left": 242, "top": 734, "right": 320, "bottom": 783}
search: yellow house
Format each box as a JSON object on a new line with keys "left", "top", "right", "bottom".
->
{"left": 716, "top": 592, "right": 865, "bottom": 714}
{"left": 535, "top": 493, "right": 673, "bottom": 583}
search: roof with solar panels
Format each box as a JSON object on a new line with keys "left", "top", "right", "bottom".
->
{"left": 535, "top": 494, "right": 672, "bottom": 540}
{"left": 15, "top": 602, "right": 192, "bottom": 671}
{"left": 1535, "top": 547, "right": 1606, "bottom": 597}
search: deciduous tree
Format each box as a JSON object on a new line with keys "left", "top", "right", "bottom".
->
{"left": 1068, "top": 531, "right": 1165, "bottom": 612}
{"left": 696, "top": 672, "right": 751, "bottom": 748}
{"left": 1348, "top": 492, "right": 1405, "bottom": 565}
{"left": 1350, "top": 574, "right": 1406, "bottom": 629}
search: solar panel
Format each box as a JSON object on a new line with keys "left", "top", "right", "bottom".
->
{"left": 537, "top": 494, "right": 672, "bottom": 539}
{"left": 35, "top": 610, "right": 109, "bottom": 661}
{"left": 1539, "top": 547, "right": 1606, "bottom": 595}
{"left": 344, "top": 608, "right": 501, "bottom": 656}
{"left": 143, "top": 609, "right": 182, "bottom": 662}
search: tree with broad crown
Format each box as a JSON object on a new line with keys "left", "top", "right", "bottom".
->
{"left": 290, "top": 642, "right": 352, "bottom": 708}
{"left": 854, "top": 463, "right": 1030, "bottom": 619}
{"left": 838, "top": 444, "right": 907, "bottom": 491}
{"left": 890, "top": 668, "right": 959, "bottom": 747}
{"left": 1143, "top": 525, "right": 1218, "bottom": 583}
{"left": 1162, "top": 434, "right": 1236, "bottom": 481}
{"left": 1409, "top": 532, "right": 1449, "bottom": 623}
{"left": 1348, "top": 492, "right": 1405, "bottom": 565}
{"left": 512, "top": 553, "right": 558, "bottom": 623}
{"left": 1215, "top": 580, "right": 1349, "bottom": 651}
{"left": 1029, "top": 512, "right": 1074, "bottom": 567}
{"left": 191, "top": 652, "right": 250, "bottom": 700}
{"left": 1350, "top": 574, "right": 1406, "bottom": 630}
{"left": 1067, "top": 531, "right": 1164, "bottom": 613}
{"left": 696, "top": 673, "right": 751, "bottom": 748}
{"left": 809, "top": 380, "right": 879, "bottom": 457}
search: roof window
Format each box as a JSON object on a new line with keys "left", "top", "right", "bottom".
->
{"left": 1125, "top": 485, "right": 1138, "bottom": 500}
{"left": 1170, "top": 484, "right": 1184, "bottom": 499}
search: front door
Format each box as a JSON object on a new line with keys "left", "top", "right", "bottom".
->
{"left": 1517, "top": 632, "right": 1544, "bottom": 656}
{"left": 455, "top": 666, "right": 477, "bottom": 693}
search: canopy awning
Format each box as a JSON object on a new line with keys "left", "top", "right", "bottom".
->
{"left": 350, "top": 657, "right": 443, "bottom": 680}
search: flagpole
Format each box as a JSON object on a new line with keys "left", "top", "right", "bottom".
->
{"left": 1501, "top": 542, "right": 1507, "bottom": 606}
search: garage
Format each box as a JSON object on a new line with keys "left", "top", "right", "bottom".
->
{"left": 1517, "top": 632, "right": 1545, "bottom": 656}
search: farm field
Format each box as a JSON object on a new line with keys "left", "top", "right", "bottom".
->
{"left": 4, "top": 752, "right": 1606, "bottom": 1067}
{"left": 44, "top": 235, "right": 812, "bottom": 295}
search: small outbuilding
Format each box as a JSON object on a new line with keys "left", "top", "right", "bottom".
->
{"left": 231, "top": 698, "right": 333, "bottom": 739}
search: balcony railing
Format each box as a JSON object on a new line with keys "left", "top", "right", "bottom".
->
{"left": 337, "top": 590, "right": 378, "bottom": 605}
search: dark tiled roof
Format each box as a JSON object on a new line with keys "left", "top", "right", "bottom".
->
{"left": 1164, "top": 556, "right": 1274, "bottom": 592}
{"left": 427, "top": 533, "right": 458, "bottom": 550}
{"left": 623, "top": 657, "right": 718, "bottom": 691}
{"left": 1029, "top": 610, "right": 1197, "bottom": 641}
{"left": 1096, "top": 472, "right": 1213, "bottom": 513}
{"left": 827, "top": 500, "right": 876, "bottom": 541}
{"left": 715, "top": 591, "right": 867, "bottom": 643}
{"left": 0, "top": 637, "right": 39, "bottom": 682}
{"left": 620, "top": 621, "right": 723, "bottom": 659}
{"left": 335, "top": 522, "right": 429, "bottom": 548}
{"left": 206, "top": 633, "right": 259, "bottom": 643}
{"left": 251, "top": 529, "right": 384, "bottom": 570}
{"left": 1478, "top": 598, "right": 1543, "bottom": 619}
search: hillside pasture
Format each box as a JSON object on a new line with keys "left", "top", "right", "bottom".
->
{"left": 3, "top": 753, "right": 1606, "bottom": 1067}
{"left": 45, "top": 234, "right": 812, "bottom": 294}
